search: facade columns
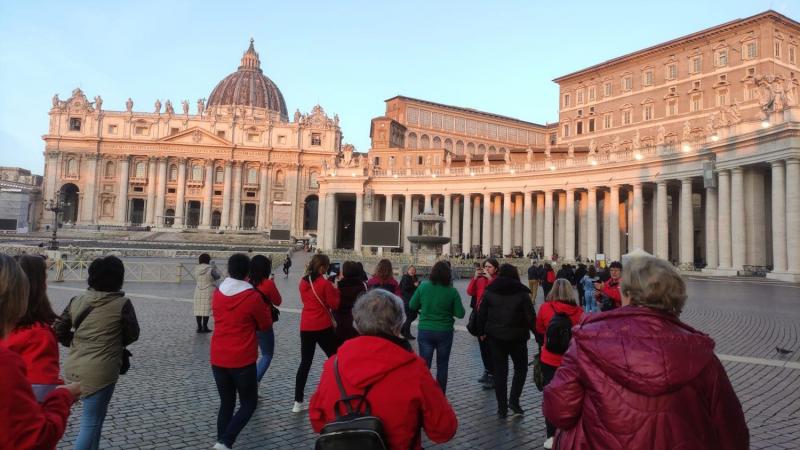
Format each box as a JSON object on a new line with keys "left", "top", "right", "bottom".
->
{"left": 472, "top": 196, "right": 481, "bottom": 249}
{"left": 705, "top": 184, "right": 718, "bottom": 269}
{"left": 221, "top": 162, "right": 232, "bottom": 229}
{"left": 462, "top": 194, "right": 472, "bottom": 255}
{"left": 513, "top": 194, "right": 523, "bottom": 248}
{"left": 655, "top": 181, "right": 669, "bottom": 260}
{"left": 731, "top": 167, "right": 746, "bottom": 270}
{"left": 384, "top": 194, "right": 393, "bottom": 222}
{"left": 324, "top": 193, "right": 336, "bottom": 250}
{"left": 482, "top": 193, "right": 492, "bottom": 257}
{"left": 354, "top": 192, "right": 364, "bottom": 254}
{"left": 424, "top": 194, "right": 432, "bottom": 212}
{"left": 587, "top": 187, "right": 597, "bottom": 262}
{"left": 451, "top": 196, "right": 461, "bottom": 246}
{"left": 632, "top": 183, "right": 644, "bottom": 251}
{"left": 175, "top": 158, "right": 187, "bottom": 227}
{"left": 403, "top": 193, "right": 413, "bottom": 254}
{"left": 557, "top": 192, "right": 566, "bottom": 256}
{"left": 717, "top": 170, "right": 732, "bottom": 269}
{"left": 230, "top": 163, "right": 242, "bottom": 229}
{"left": 544, "top": 190, "right": 554, "bottom": 260}
{"left": 608, "top": 185, "right": 620, "bottom": 261}
{"left": 535, "top": 193, "right": 545, "bottom": 247}
{"left": 523, "top": 191, "right": 533, "bottom": 255}
{"left": 565, "top": 188, "right": 575, "bottom": 261}
{"left": 679, "top": 178, "right": 694, "bottom": 266}
{"left": 258, "top": 164, "right": 269, "bottom": 229}
{"left": 115, "top": 157, "right": 130, "bottom": 224}
{"left": 201, "top": 161, "right": 213, "bottom": 228}
{"left": 771, "top": 161, "right": 788, "bottom": 273}
{"left": 492, "top": 195, "right": 502, "bottom": 248}
{"left": 82, "top": 154, "right": 99, "bottom": 224}
{"left": 317, "top": 193, "right": 328, "bottom": 249}
{"left": 785, "top": 159, "right": 800, "bottom": 277}
{"left": 502, "top": 192, "right": 513, "bottom": 256}
{"left": 443, "top": 193, "right": 452, "bottom": 255}
{"left": 154, "top": 158, "right": 167, "bottom": 227}
{"left": 145, "top": 157, "right": 158, "bottom": 225}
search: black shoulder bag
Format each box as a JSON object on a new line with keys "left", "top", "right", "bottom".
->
{"left": 55, "top": 298, "right": 94, "bottom": 347}
{"left": 254, "top": 287, "right": 280, "bottom": 323}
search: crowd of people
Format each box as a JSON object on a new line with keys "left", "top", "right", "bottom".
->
{"left": 0, "top": 247, "right": 751, "bottom": 449}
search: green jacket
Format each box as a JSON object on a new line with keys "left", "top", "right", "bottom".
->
{"left": 409, "top": 281, "right": 465, "bottom": 331}
{"left": 55, "top": 289, "right": 140, "bottom": 397}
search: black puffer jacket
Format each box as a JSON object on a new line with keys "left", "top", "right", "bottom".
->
{"left": 476, "top": 276, "right": 536, "bottom": 341}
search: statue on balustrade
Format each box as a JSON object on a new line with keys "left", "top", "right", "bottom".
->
{"left": 483, "top": 151, "right": 490, "bottom": 166}
{"left": 504, "top": 148, "right": 511, "bottom": 165}
{"left": 445, "top": 152, "right": 452, "bottom": 168}
{"left": 682, "top": 120, "right": 692, "bottom": 142}
{"left": 588, "top": 139, "right": 597, "bottom": 156}
{"left": 154, "top": 99, "right": 162, "bottom": 114}
{"left": 182, "top": 100, "right": 190, "bottom": 116}
{"left": 94, "top": 95, "right": 103, "bottom": 113}
{"left": 126, "top": 97, "right": 134, "bottom": 113}
{"left": 197, "top": 98, "right": 205, "bottom": 116}
{"left": 165, "top": 100, "right": 175, "bottom": 116}
{"left": 632, "top": 130, "right": 641, "bottom": 150}
{"left": 568, "top": 143, "right": 575, "bottom": 158}
{"left": 656, "top": 125, "right": 666, "bottom": 145}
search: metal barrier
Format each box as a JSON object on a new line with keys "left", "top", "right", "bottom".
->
{"left": 48, "top": 260, "right": 202, "bottom": 283}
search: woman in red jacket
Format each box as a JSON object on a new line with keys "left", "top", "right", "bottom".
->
{"left": 310, "top": 289, "right": 458, "bottom": 450}
{"left": 248, "top": 255, "right": 282, "bottom": 383}
{"left": 0, "top": 253, "right": 80, "bottom": 450}
{"left": 466, "top": 258, "right": 498, "bottom": 388}
{"left": 535, "top": 279, "right": 583, "bottom": 449}
{"left": 543, "top": 255, "right": 749, "bottom": 450}
{"left": 294, "top": 253, "right": 341, "bottom": 413}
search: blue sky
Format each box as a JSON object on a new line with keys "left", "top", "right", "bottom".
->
{"left": 0, "top": 0, "right": 794, "bottom": 174}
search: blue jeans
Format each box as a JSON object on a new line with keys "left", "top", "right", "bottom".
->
{"left": 584, "top": 290, "right": 598, "bottom": 313}
{"left": 256, "top": 330, "right": 275, "bottom": 382}
{"left": 417, "top": 329, "right": 454, "bottom": 393}
{"left": 212, "top": 363, "right": 258, "bottom": 448}
{"left": 74, "top": 383, "right": 116, "bottom": 450}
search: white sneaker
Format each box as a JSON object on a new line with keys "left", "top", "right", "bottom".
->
{"left": 543, "top": 437, "right": 554, "bottom": 449}
{"left": 292, "top": 401, "right": 307, "bottom": 413}
{"left": 212, "top": 443, "right": 231, "bottom": 450}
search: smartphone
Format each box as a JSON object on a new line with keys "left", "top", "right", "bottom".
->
{"left": 329, "top": 262, "right": 341, "bottom": 277}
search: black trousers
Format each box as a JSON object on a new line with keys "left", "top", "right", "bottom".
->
{"left": 212, "top": 363, "right": 257, "bottom": 448}
{"left": 541, "top": 362, "right": 559, "bottom": 437}
{"left": 401, "top": 299, "right": 418, "bottom": 337}
{"left": 478, "top": 337, "right": 493, "bottom": 375}
{"left": 294, "top": 328, "right": 339, "bottom": 402}
{"left": 488, "top": 338, "right": 528, "bottom": 412}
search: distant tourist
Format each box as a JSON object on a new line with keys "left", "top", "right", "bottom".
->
{"left": 399, "top": 265, "right": 420, "bottom": 340}
{"left": 294, "top": 254, "right": 341, "bottom": 413}
{"left": 210, "top": 253, "right": 271, "bottom": 450}
{"left": 467, "top": 258, "right": 499, "bottom": 389}
{"left": 544, "top": 255, "right": 749, "bottom": 449}
{"left": 333, "top": 261, "right": 367, "bottom": 343}
{"left": 309, "top": 289, "right": 458, "bottom": 449}
{"left": 367, "top": 259, "right": 401, "bottom": 295}
{"left": 409, "top": 261, "right": 465, "bottom": 393}
{"left": 0, "top": 253, "right": 80, "bottom": 450}
{"left": 248, "top": 255, "right": 282, "bottom": 383}
{"left": 526, "top": 261, "right": 540, "bottom": 303}
{"left": 55, "top": 255, "right": 140, "bottom": 450}
{"left": 541, "top": 263, "right": 556, "bottom": 297}
{"left": 579, "top": 266, "right": 599, "bottom": 313}
{"left": 194, "top": 253, "right": 220, "bottom": 333}
{"left": 282, "top": 254, "right": 292, "bottom": 278}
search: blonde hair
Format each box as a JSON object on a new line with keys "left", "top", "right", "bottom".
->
{"left": 620, "top": 255, "right": 687, "bottom": 315}
{"left": 0, "top": 254, "right": 30, "bottom": 338}
{"left": 545, "top": 279, "right": 576, "bottom": 305}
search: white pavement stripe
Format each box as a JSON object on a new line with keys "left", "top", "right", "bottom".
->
{"left": 48, "top": 285, "right": 800, "bottom": 370}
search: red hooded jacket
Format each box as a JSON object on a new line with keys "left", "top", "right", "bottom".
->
{"left": 299, "top": 275, "right": 341, "bottom": 331}
{"left": 543, "top": 306, "right": 749, "bottom": 450}
{"left": 2, "top": 322, "right": 63, "bottom": 384}
{"left": 309, "top": 335, "right": 458, "bottom": 450}
{"left": 535, "top": 301, "right": 584, "bottom": 367}
{"left": 466, "top": 274, "right": 497, "bottom": 310}
{"left": 0, "top": 346, "right": 74, "bottom": 450}
{"left": 210, "top": 277, "right": 271, "bottom": 368}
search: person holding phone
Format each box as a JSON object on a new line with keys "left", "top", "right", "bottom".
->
{"left": 595, "top": 261, "right": 622, "bottom": 311}
{"left": 467, "top": 258, "right": 499, "bottom": 388}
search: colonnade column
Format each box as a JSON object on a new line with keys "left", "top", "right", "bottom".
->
{"left": 565, "top": 188, "right": 575, "bottom": 261}
{"left": 403, "top": 193, "right": 413, "bottom": 254}
{"left": 145, "top": 157, "right": 158, "bottom": 225}
{"left": 655, "top": 181, "right": 668, "bottom": 260}
{"left": 608, "top": 185, "right": 620, "bottom": 261}
{"left": 82, "top": 154, "right": 99, "bottom": 224}
{"left": 451, "top": 196, "right": 461, "bottom": 247}
{"left": 523, "top": 191, "right": 533, "bottom": 255}
{"left": 230, "top": 163, "right": 242, "bottom": 229}
{"left": 786, "top": 159, "right": 800, "bottom": 276}
{"left": 587, "top": 187, "right": 597, "bottom": 262}
{"left": 175, "top": 158, "right": 187, "bottom": 227}
{"left": 154, "top": 158, "right": 167, "bottom": 227}
{"left": 472, "top": 196, "right": 481, "bottom": 250}
{"left": 462, "top": 194, "right": 472, "bottom": 255}
{"left": 513, "top": 194, "right": 523, "bottom": 248}
{"left": 535, "top": 193, "right": 545, "bottom": 247}
{"left": 317, "top": 193, "right": 327, "bottom": 249}
{"left": 201, "top": 161, "right": 213, "bottom": 228}
{"left": 258, "top": 164, "right": 269, "bottom": 229}
{"left": 115, "top": 157, "right": 130, "bottom": 224}
{"left": 424, "top": 194, "right": 432, "bottom": 212}
{"left": 502, "top": 192, "right": 512, "bottom": 256}
{"left": 221, "top": 162, "right": 232, "bottom": 229}
{"left": 632, "top": 183, "right": 644, "bottom": 251}
{"left": 482, "top": 193, "right": 492, "bottom": 257}
{"left": 443, "top": 193, "right": 452, "bottom": 255}
{"left": 705, "top": 183, "right": 718, "bottom": 269}
{"left": 771, "top": 161, "right": 787, "bottom": 273}
{"left": 354, "top": 192, "right": 364, "bottom": 255}
{"left": 731, "top": 167, "right": 746, "bottom": 270}
{"left": 492, "top": 195, "right": 502, "bottom": 249}
{"left": 324, "top": 193, "right": 336, "bottom": 250}
{"left": 679, "top": 178, "right": 694, "bottom": 266}
{"left": 717, "top": 170, "right": 732, "bottom": 269}
{"left": 544, "top": 190, "right": 554, "bottom": 260}
{"left": 384, "top": 194, "right": 393, "bottom": 221}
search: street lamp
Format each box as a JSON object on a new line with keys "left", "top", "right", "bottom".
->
{"left": 43, "top": 190, "right": 64, "bottom": 250}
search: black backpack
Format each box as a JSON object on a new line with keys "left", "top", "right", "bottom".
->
{"left": 545, "top": 304, "right": 573, "bottom": 355}
{"left": 315, "top": 357, "right": 388, "bottom": 450}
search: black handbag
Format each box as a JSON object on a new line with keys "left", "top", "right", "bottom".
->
{"left": 255, "top": 287, "right": 280, "bottom": 322}
{"left": 530, "top": 353, "right": 545, "bottom": 392}
{"left": 54, "top": 297, "right": 93, "bottom": 348}
{"left": 466, "top": 309, "right": 480, "bottom": 336}
{"left": 120, "top": 348, "right": 132, "bottom": 375}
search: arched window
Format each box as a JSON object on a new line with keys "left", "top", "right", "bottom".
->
{"left": 444, "top": 139, "right": 453, "bottom": 152}
{"left": 432, "top": 136, "right": 442, "bottom": 148}
{"left": 478, "top": 144, "right": 486, "bottom": 154}
{"left": 66, "top": 159, "right": 78, "bottom": 176}
{"left": 455, "top": 141, "right": 464, "bottom": 155}
{"left": 135, "top": 162, "right": 145, "bottom": 178}
{"left": 274, "top": 170, "right": 285, "bottom": 187}
{"left": 420, "top": 135, "right": 430, "bottom": 149}
{"left": 499, "top": 147, "right": 507, "bottom": 154}
{"left": 308, "top": 171, "right": 319, "bottom": 188}
{"left": 215, "top": 166, "right": 224, "bottom": 183}
{"left": 489, "top": 145, "right": 497, "bottom": 153}
{"left": 104, "top": 161, "right": 114, "bottom": 178}
{"left": 407, "top": 132, "right": 417, "bottom": 149}
{"left": 467, "top": 143, "right": 476, "bottom": 154}
{"left": 247, "top": 167, "right": 257, "bottom": 184}
{"left": 192, "top": 164, "right": 202, "bottom": 181}
{"left": 169, "top": 164, "right": 178, "bottom": 181}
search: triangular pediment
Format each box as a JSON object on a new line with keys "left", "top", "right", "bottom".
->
{"left": 158, "top": 127, "right": 229, "bottom": 145}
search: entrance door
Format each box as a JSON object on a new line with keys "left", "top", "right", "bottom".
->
{"left": 211, "top": 210, "right": 221, "bottom": 228}
{"left": 303, "top": 195, "right": 319, "bottom": 231}
{"left": 186, "top": 201, "right": 201, "bottom": 228}
{"left": 242, "top": 203, "right": 257, "bottom": 229}
{"left": 60, "top": 183, "right": 80, "bottom": 223}
{"left": 164, "top": 209, "right": 175, "bottom": 227}
{"left": 336, "top": 200, "right": 356, "bottom": 249}
{"left": 130, "top": 199, "right": 145, "bottom": 225}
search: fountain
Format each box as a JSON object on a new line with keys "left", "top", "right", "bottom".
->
{"left": 407, "top": 208, "right": 451, "bottom": 265}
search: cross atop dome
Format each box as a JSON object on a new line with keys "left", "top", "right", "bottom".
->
{"left": 239, "top": 38, "right": 261, "bottom": 71}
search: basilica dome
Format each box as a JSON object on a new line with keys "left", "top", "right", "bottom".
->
{"left": 207, "top": 39, "right": 288, "bottom": 120}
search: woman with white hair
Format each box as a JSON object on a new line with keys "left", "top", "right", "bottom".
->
{"left": 309, "top": 289, "right": 458, "bottom": 450}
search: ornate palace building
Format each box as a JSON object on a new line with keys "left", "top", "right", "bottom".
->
{"left": 42, "top": 40, "right": 337, "bottom": 237}
{"left": 314, "top": 10, "right": 800, "bottom": 281}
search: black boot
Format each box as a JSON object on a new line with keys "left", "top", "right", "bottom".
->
{"left": 477, "top": 371, "right": 490, "bottom": 383}
{"left": 195, "top": 316, "right": 203, "bottom": 333}
{"left": 202, "top": 316, "right": 212, "bottom": 333}
{"left": 481, "top": 374, "right": 495, "bottom": 390}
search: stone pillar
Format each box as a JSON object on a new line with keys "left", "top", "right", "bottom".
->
{"left": 82, "top": 154, "right": 99, "bottom": 224}
{"left": 175, "top": 158, "right": 187, "bottom": 227}
{"left": 557, "top": 192, "right": 566, "bottom": 256}
{"left": 230, "top": 163, "right": 242, "bottom": 229}
{"left": 221, "top": 162, "right": 232, "bottom": 229}
{"left": 603, "top": 190, "right": 611, "bottom": 255}
{"left": 608, "top": 185, "right": 620, "bottom": 261}
{"left": 535, "top": 193, "right": 545, "bottom": 247}
{"left": 565, "top": 188, "right": 575, "bottom": 261}
{"left": 544, "top": 190, "right": 554, "bottom": 260}
{"left": 384, "top": 194, "right": 393, "bottom": 221}
{"left": 679, "top": 178, "right": 694, "bottom": 267}
{"left": 482, "top": 193, "right": 492, "bottom": 256}
{"left": 354, "top": 192, "right": 364, "bottom": 254}
{"left": 513, "top": 194, "right": 523, "bottom": 248}
{"left": 317, "top": 193, "right": 327, "bottom": 248}
{"left": 717, "top": 170, "right": 736, "bottom": 268}
{"left": 443, "top": 193, "right": 452, "bottom": 255}
{"left": 587, "top": 187, "right": 597, "bottom": 262}
{"left": 153, "top": 158, "right": 167, "bottom": 228}
{"left": 325, "top": 193, "right": 336, "bottom": 250}
{"left": 145, "top": 157, "right": 158, "bottom": 225}
{"left": 771, "top": 161, "right": 788, "bottom": 273}
{"left": 785, "top": 159, "right": 800, "bottom": 278}
{"left": 462, "top": 194, "right": 472, "bottom": 254}
{"left": 632, "top": 183, "right": 644, "bottom": 251}
{"left": 200, "top": 161, "right": 213, "bottom": 228}
{"left": 412, "top": 197, "right": 420, "bottom": 235}
{"left": 656, "top": 181, "right": 669, "bottom": 260}
{"left": 705, "top": 184, "right": 718, "bottom": 269}
{"left": 451, "top": 196, "right": 461, "bottom": 246}
{"left": 523, "top": 191, "right": 533, "bottom": 255}
{"left": 731, "top": 168, "right": 746, "bottom": 270}
{"left": 115, "top": 156, "right": 130, "bottom": 224}
{"left": 472, "top": 196, "right": 481, "bottom": 248}
{"left": 492, "top": 194, "right": 502, "bottom": 248}
{"left": 579, "top": 191, "right": 588, "bottom": 260}
{"left": 424, "top": 194, "right": 432, "bottom": 212}
{"left": 403, "top": 193, "right": 413, "bottom": 254}
{"left": 502, "top": 192, "right": 513, "bottom": 256}
{"left": 258, "top": 164, "right": 269, "bottom": 229}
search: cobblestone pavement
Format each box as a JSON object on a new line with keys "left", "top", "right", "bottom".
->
{"left": 47, "top": 257, "right": 800, "bottom": 449}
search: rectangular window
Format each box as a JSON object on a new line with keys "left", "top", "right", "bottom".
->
{"left": 167, "top": 188, "right": 176, "bottom": 194}
{"left": 69, "top": 118, "right": 81, "bottom": 131}
{"left": 563, "top": 94, "right": 571, "bottom": 108}
{"left": 135, "top": 126, "right": 147, "bottom": 135}
{"left": 622, "top": 110, "right": 632, "bottom": 125}
{"left": 417, "top": 156, "right": 423, "bottom": 165}
{"left": 576, "top": 121, "right": 583, "bottom": 135}
{"left": 170, "top": 127, "right": 179, "bottom": 135}
{"left": 790, "top": 46, "right": 797, "bottom": 65}
{"left": 775, "top": 41, "right": 782, "bottom": 59}
{"left": 691, "top": 94, "right": 702, "bottom": 112}
{"left": 603, "top": 114, "right": 612, "bottom": 129}
{"left": 214, "top": 190, "right": 222, "bottom": 196}
{"left": 717, "top": 89, "right": 728, "bottom": 107}
{"left": 745, "top": 41, "right": 757, "bottom": 59}
{"left": 643, "top": 105, "right": 653, "bottom": 121}
{"left": 277, "top": 135, "right": 286, "bottom": 144}
{"left": 623, "top": 76, "right": 633, "bottom": 91}
{"left": 715, "top": 49, "right": 728, "bottom": 67}
{"left": 311, "top": 133, "right": 321, "bottom": 145}
{"left": 562, "top": 124, "right": 570, "bottom": 137}
{"left": 107, "top": 124, "right": 118, "bottom": 134}
{"left": 691, "top": 56, "right": 702, "bottom": 74}
{"left": 718, "top": 74, "right": 727, "bottom": 83}
{"left": 576, "top": 90, "right": 584, "bottom": 105}
{"left": 643, "top": 70, "right": 654, "bottom": 87}
{"left": 217, "top": 130, "right": 226, "bottom": 138}
{"left": 588, "top": 118, "right": 595, "bottom": 132}
{"left": 693, "top": 80, "right": 701, "bottom": 90}
{"left": 247, "top": 133, "right": 259, "bottom": 142}
{"left": 374, "top": 157, "right": 381, "bottom": 166}
{"left": 666, "top": 63, "right": 678, "bottom": 80}
{"left": 667, "top": 100, "right": 677, "bottom": 117}
{"left": 603, "top": 81, "right": 612, "bottom": 97}
{"left": 133, "top": 186, "right": 144, "bottom": 193}
{"left": 588, "top": 86, "right": 596, "bottom": 102}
